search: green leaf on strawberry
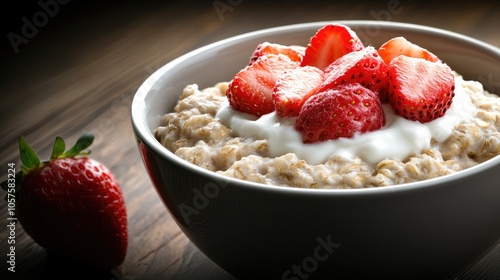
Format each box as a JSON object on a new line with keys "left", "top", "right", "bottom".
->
{"left": 50, "top": 136, "right": 66, "bottom": 159}
{"left": 19, "top": 136, "right": 42, "bottom": 174}
{"left": 60, "top": 131, "right": 94, "bottom": 158}
{"left": 18, "top": 132, "right": 94, "bottom": 175}
{"left": 1, "top": 132, "right": 127, "bottom": 269}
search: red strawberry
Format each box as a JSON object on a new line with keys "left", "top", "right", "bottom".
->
{"left": 226, "top": 54, "right": 298, "bottom": 116}
{"left": 301, "top": 24, "right": 364, "bottom": 70}
{"left": 249, "top": 42, "right": 305, "bottom": 65}
{"left": 320, "top": 46, "right": 389, "bottom": 101}
{"left": 296, "top": 83, "right": 385, "bottom": 143}
{"left": 1, "top": 133, "right": 127, "bottom": 269}
{"left": 387, "top": 55, "right": 455, "bottom": 123}
{"left": 272, "top": 65, "right": 324, "bottom": 118}
{"left": 378, "top": 36, "right": 439, "bottom": 65}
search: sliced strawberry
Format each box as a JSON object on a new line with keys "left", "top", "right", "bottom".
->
{"left": 378, "top": 36, "right": 440, "bottom": 65}
{"left": 272, "top": 66, "right": 324, "bottom": 118}
{"left": 226, "top": 54, "right": 298, "bottom": 116}
{"left": 320, "top": 46, "right": 390, "bottom": 101}
{"left": 301, "top": 24, "right": 364, "bottom": 70}
{"left": 387, "top": 55, "right": 455, "bottom": 123}
{"left": 249, "top": 42, "right": 305, "bottom": 65}
{"left": 296, "top": 83, "right": 385, "bottom": 143}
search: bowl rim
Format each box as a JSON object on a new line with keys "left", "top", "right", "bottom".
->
{"left": 132, "top": 20, "right": 500, "bottom": 196}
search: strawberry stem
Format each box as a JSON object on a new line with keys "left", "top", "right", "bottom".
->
{"left": 19, "top": 136, "right": 42, "bottom": 174}
{"left": 18, "top": 132, "right": 94, "bottom": 173}
{"left": 61, "top": 132, "right": 94, "bottom": 158}
{"left": 1, "top": 132, "right": 95, "bottom": 203}
{"left": 50, "top": 136, "right": 66, "bottom": 160}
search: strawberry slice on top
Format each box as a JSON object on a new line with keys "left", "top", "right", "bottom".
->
{"left": 320, "top": 46, "right": 390, "bottom": 101}
{"left": 387, "top": 55, "right": 455, "bottom": 123}
{"left": 226, "top": 54, "right": 298, "bottom": 116}
{"left": 249, "top": 42, "right": 305, "bottom": 65}
{"left": 296, "top": 83, "right": 385, "bottom": 143}
{"left": 301, "top": 23, "right": 365, "bottom": 70}
{"left": 378, "top": 36, "right": 440, "bottom": 65}
{"left": 272, "top": 65, "right": 324, "bottom": 118}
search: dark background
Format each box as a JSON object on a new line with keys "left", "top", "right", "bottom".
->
{"left": 1, "top": 1, "right": 500, "bottom": 279}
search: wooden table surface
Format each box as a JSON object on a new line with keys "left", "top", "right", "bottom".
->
{"left": 1, "top": 1, "right": 500, "bottom": 279}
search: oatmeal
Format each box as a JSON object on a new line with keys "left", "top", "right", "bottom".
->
{"left": 154, "top": 25, "right": 500, "bottom": 189}
{"left": 154, "top": 78, "right": 500, "bottom": 188}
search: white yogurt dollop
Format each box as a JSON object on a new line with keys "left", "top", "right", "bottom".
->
{"left": 216, "top": 77, "right": 476, "bottom": 165}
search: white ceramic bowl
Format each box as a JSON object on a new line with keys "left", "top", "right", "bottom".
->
{"left": 132, "top": 21, "right": 500, "bottom": 279}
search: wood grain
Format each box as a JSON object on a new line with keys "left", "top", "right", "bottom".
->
{"left": 1, "top": 1, "right": 499, "bottom": 279}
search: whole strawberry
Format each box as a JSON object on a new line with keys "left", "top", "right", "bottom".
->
{"left": 296, "top": 83, "right": 385, "bottom": 143}
{"left": 1, "top": 132, "right": 127, "bottom": 269}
